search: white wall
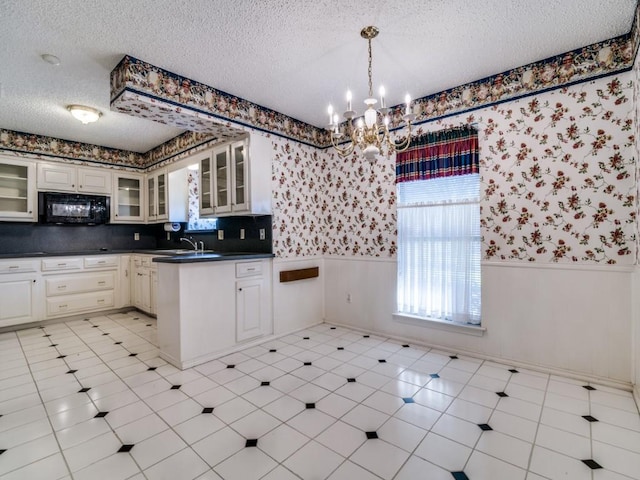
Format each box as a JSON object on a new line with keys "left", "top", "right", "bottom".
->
{"left": 633, "top": 269, "right": 640, "bottom": 403}
{"left": 324, "top": 256, "right": 633, "bottom": 387}
{"left": 272, "top": 257, "right": 324, "bottom": 335}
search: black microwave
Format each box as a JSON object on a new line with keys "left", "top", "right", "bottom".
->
{"left": 38, "top": 192, "right": 110, "bottom": 225}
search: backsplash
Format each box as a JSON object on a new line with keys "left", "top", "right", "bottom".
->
{"left": 0, "top": 216, "right": 272, "bottom": 255}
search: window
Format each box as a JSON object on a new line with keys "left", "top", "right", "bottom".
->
{"left": 395, "top": 126, "right": 481, "bottom": 325}
{"left": 396, "top": 174, "right": 481, "bottom": 324}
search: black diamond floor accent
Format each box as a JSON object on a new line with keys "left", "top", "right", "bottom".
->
{"left": 403, "top": 397, "right": 415, "bottom": 403}
{"left": 496, "top": 392, "right": 509, "bottom": 397}
{"left": 478, "top": 424, "right": 493, "bottom": 431}
{"left": 227, "top": 364, "right": 235, "bottom": 369}
{"left": 132, "top": 317, "right": 139, "bottom": 320}
{"left": 66, "top": 370, "right": 77, "bottom": 374}
{"left": 128, "top": 353, "right": 138, "bottom": 357}
{"left": 0, "top": 449, "right": 5, "bottom": 455}
{"left": 303, "top": 362, "right": 312, "bottom": 366}
{"left": 114, "top": 341, "right": 122, "bottom": 345}
{"left": 337, "top": 347, "right": 344, "bottom": 350}
{"left": 78, "top": 387, "right": 91, "bottom": 393}
{"left": 118, "top": 444, "right": 134, "bottom": 453}
{"left": 583, "top": 385, "right": 596, "bottom": 391}
{"left": 306, "top": 403, "right": 316, "bottom": 409}
{"left": 430, "top": 373, "right": 440, "bottom": 378}
{"left": 451, "top": 472, "right": 470, "bottom": 480}
{"left": 269, "top": 349, "right": 277, "bottom": 353}
{"left": 147, "top": 367, "right": 157, "bottom": 371}
{"left": 245, "top": 439, "right": 258, "bottom": 447}
{"left": 365, "top": 431, "right": 378, "bottom": 439}
{"left": 49, "top": 344, "right": 58, "bottom": 347}
{"left": 509, "top": 369, "right": 519, "bottom": 373}
{"left": 102, "top": 333, "right": 110, "bottom": 336}
{"left": 39, "top": 326, "right": 46, "bottom": 329}
{"left": 347, "top": 378, "right": 356, "bottom": 383}
{"left": 303, "top": 337, "right": 310, "bottom": 340}
{"left": 83, "top": 318, "right": 90, "bottom": 321}
{"left": 261, "top": 381, "right": 270, "bottom": 386}
{"left": 57, "top": 355, "right": 66, "bottom": 359}
{"left": 95, "top": 411, "right": 109, "bottom": 418}
{"left": 449, "top": 355, "right": 459, "bottom": 359}
{"left": 363, "top": 335, "right": 370, "bottom": 338}
{"left": 170, "top": 385, "right": 181, "bottom": 390}
{"left": 146, "top": 324, "right": 152, "bottom": 327}
{"left": 378, "top": 359, "right": 387, "bottom": 363}
{"left": 402, "top": 344, "right": 410, "bottom": 348}
{"left": 582, "top": 415, "right": 599, "bottom": 422}
{"left": 202, "top": 407, "right": 214, "bottom": 414}
{"left": 582, "top": 459, "right": 603, "bottom": 469}
{"left": 92, "top": 325, "right": 99, "bottom": 328}
{"left": 43, "top": 334, "right": 51, "bottom": 337}
{"left": 330, "top": 327, "right": 336, "bottom": 330}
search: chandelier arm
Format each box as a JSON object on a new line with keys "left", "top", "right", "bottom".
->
{"left": 392, "top": 122, "right": 414, "bottom": 153}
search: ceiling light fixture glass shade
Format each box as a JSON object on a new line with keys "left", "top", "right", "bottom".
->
{"left": 67, "top": 105, "right": 102, "bottom": 124}
{"left": 327, "top": 26, "right": 415, "bottom": 162}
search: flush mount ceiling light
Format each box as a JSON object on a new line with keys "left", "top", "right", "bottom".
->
{"left": 327, "top": 26, "right": 415, "bottom": 162}
{"left": 67, "top": 105, "right": 102, "bottom": 124}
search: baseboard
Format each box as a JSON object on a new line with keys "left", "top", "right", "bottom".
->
{"left": 326, "top": 320, "right": 634, "bottom": 393}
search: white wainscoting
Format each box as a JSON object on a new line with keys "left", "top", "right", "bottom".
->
{"left": 272, "top": 257, "right": 324, "bottom": 335}
{"left": 323, "top": 256, "right": 633, "bottom": 388}
{"left": 632, "top": 268, "right": 640, "bottom": 406}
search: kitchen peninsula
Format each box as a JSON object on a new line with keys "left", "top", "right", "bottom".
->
{"left": 154, "top": 252, "right": 274, "bottom": 369}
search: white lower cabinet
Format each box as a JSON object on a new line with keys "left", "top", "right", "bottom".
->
{"left": 157, "top": 258, "right": 273, "bottom": 369}
{"left": 0, "top": 273, "right": 40, "bottom": 327}
{"left": 42, "top": 258, "right": 118, "bottom": 318}
{"left": 132, "top": 255, "right": 157, "bottom": 315}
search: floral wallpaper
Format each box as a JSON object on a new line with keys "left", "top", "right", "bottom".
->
{"left": 312, "top": 72, "right": 637, "bottom": 264}
{"left": 271, "top": 139, "right": 325, "bottom": 257}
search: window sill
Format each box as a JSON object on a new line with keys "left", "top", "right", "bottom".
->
{"left": 393, "top": 313, "right": 486, "bottom": 337}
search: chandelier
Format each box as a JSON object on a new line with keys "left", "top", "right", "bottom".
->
{"left": 327, "top": 26, "right": 415, "bottom": 162}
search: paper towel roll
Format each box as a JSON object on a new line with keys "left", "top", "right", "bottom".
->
{"left": 163, "top": 222, "right": 181, "bottom": 232}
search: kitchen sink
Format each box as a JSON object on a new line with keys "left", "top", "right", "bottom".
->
{"left": 155, "top": 249, "right": 218, "bottom": 255}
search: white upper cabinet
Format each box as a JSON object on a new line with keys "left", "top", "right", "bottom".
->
{"left": 0, "top": 156, "right": 36, "bottom": 222}
{"left": 37, "top": 162, "right": 111, "bottom": 195}
{"left": 146, "top": 169, "right": 168, "bottom": 223}
{"left": 112, "top": 172, "right": 145, "bottom": 223}
{"left": 199, "top": 136, "right": 271, "bottom": 217}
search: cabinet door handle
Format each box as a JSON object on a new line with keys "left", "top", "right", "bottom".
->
{"left": 98, "top": 260, "right": 106, "bottom": 264}
{"left": 238, "top": 288, "right": 243, "bottom": 291}
{"left": 98, "top": 281, "right": 106, "bottom": 285}
{"left": 57, "top": 285, "right": 66, "bottom": 289}
{"left": 57, "top": 263, "right": 67, "bottom": 267}
{"left": 9, "top": 265, "right": 19, "bottom": 269}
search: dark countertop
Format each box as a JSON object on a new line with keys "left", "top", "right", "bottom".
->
{"left": 152, "top": 252, "right": 275, "bottom": 263}
{"left": 0, "top": 249, "right": 274, "bottom": 262}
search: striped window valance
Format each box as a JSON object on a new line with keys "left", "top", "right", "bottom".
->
{"left": 396, "top": 126, "right": 479, "bottom": 183}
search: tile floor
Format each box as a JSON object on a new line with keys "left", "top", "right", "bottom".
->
{"left": 0, "top": 311, "right": 639, "bottom": 479}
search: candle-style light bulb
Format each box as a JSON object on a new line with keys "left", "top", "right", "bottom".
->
{"left": 379, "top": 86, "right": 386, "bottom": 108}
{"left": 328, "top": 105, "right": 334, "bottom": 125}
{"left": 405, "top": 94, "right": 411, "bottom": 115}
{"left": 333, "top": 114, "right": 340, "bottom": 133}
{"left": 346, "top": 90, "right": 352, "bottom": 112}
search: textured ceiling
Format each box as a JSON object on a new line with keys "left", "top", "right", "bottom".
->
{"left": 0, "top": 0, "right": 637, "bottom": 153}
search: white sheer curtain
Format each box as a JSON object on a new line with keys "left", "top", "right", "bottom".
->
{"left": 397, "top": 174, "right": 481, "bottom": 325}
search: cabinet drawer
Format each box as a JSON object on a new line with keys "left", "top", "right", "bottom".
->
{"left": 46, "top": 291, "right": 114, "bottom": 317}
{"left": 236, "top": 261, "right": 262, "bottom": 278}
{"left": 45, "top": 272, "right": 115, "bottom": 296}
{"left": 0, "top": 260, "right": 38, "bottom": 274}
{"left": 84, "top": 256, "right": 118, "bottom": 269}
{"left": 41, "top": 257, "right": 83, "bottom": 272}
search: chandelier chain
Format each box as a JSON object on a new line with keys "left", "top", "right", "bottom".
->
{"left": 367, "top": 38, "right": 373, "bottom": 98}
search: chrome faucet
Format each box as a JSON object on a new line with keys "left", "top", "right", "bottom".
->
{"left": 179, "top": 236, "right": 198, "bottom": 251}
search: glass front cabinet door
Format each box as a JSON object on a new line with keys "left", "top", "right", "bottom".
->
{"left": 112, "top": 173, "right": 144, "bottom": 223}
{"left": 0, "top": 157, "right": 36, "bottom": 222}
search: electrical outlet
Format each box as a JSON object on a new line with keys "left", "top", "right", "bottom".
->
{"left": 218, "top": 229, "right": 224, "bottom": 240}
{"left": 346, "top": 293, "right": 352, "bottom": 303}
{"left": 240, "top": 228, "right": 245, "bottom": 240}
{"left": 259, "top": 228, "right": 265, "bottom": 240}
{"left": 134, "top": 232, "right": 140, "bottom": 241}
